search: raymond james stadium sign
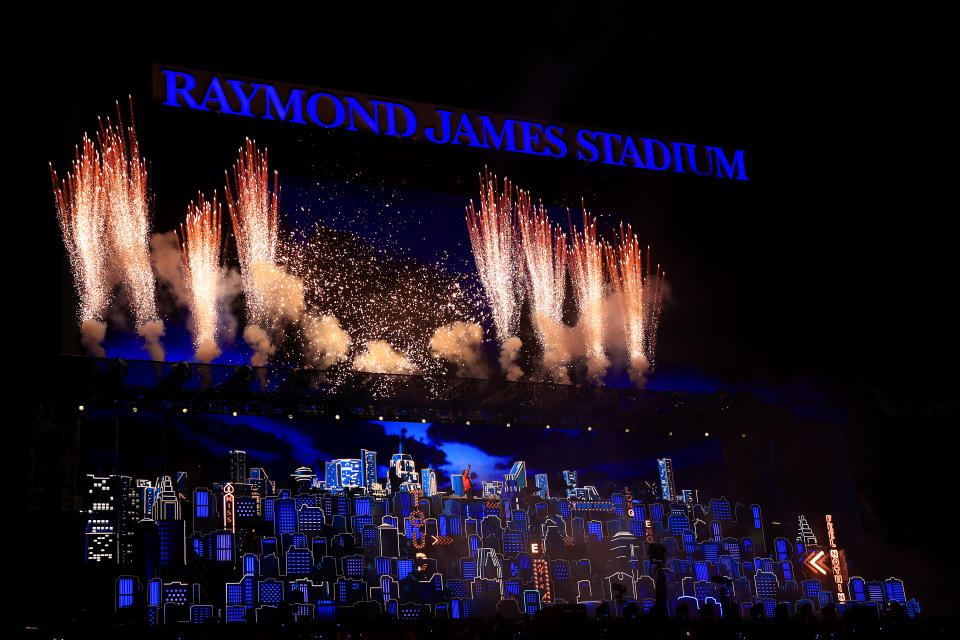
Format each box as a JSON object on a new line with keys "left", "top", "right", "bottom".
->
{"left": 154, "top": 66, "right": 748, "bottom": 181}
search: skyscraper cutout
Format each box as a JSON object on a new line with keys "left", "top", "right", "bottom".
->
{"left": 796, "top": 514, "right": 818, "bottom": 546}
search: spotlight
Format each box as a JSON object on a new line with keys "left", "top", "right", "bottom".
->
{"left": 182, "top": 408, "right": 188, "bottom": 414}
{"left": 587, "top": 426, "right": 592, "bottom": 431}
{"left": 78, "top": 405, "right": 84, "bottom": 412}
{"left": 132, "top": 407, "right": 138, "bottom": 413}
{"left": 741, "top": 433, "right": 746, "bottom": 438}
{"left": 232, "top": 411, "right": 238, "bottom": 417}
{"left": 421, "top": 418, "right": 426, "bottom": 423}
{"left": 288, "top": 414, "right": 294, "bottom": 420}
{"left": 465, "top": 420, "right": 471, "bottom": 426}
{"left": 545, "top": 425, "right": 551, "bottom": 430}
{"left": 335, "top": 414, "right": 340, "bottom": 420}
{"left": 378, "top": 416, "right": 384, "bottom": 421}
{"left": 506, "top": 422, "right": 511, "bottom": 428}
{"left": 704, "top": 432, "right": 709, "bottom": 437}
{"left": 668, "top": 431, "right": 672, "bottom": 436}
{"left": 625, "top": 428, "right": 630, "bottom": 433}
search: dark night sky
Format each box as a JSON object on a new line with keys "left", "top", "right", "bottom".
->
{"left": 16, "top": 12, "right": 959, "bottom": 617}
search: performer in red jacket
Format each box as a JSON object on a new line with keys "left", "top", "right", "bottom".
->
{"left": 462, "top": 464, "right": 473, "bottom": 496}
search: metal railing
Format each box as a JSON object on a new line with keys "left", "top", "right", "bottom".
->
{"left": 63, "top": 355, "right": 746, "bottom": 433}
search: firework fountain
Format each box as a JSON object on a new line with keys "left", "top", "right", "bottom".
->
{"left": 179, "top": 193, "right": 223, "bottom": 363}
{"left": 51, "top": 135, "right": 110, "bottom": 356}
{"left": 517, "top": 190, "right": 571, "bottom": 383}
{"left": 466, "top": 172, "right": 524, "bottom": 380}
{"left": 53, "top": 106, "right": 666, "bottom": 386}
{"left": 99, "top": 104, "right": 165, "bottom": 361}
{"left": 225, "top": 139, "right": 278, "bottom": 323}
{"left": 607, "top": 224, "right": 665, "bottom": 384}
{"left": 225, "top": 139, "right": 303, "bottom": 366}
{"left": 568, "top": 206, "right": 609, "bottom": 382}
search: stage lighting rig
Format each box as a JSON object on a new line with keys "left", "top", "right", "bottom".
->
{"left": 280, "top": 367, "right": 311, "bottom": 394}
{"left": 220, "top": 364, "right": 254, "bottom": 391}
{"left": 100, "top": 356, "right": 128, "bottom": 387}
{"left": 161, "top": 361, "right": 192, "bottom": 388}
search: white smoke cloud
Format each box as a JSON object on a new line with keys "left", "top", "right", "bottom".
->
{"left": 599, "top": 289, "right": 659, "bottom": 388}
{"left": 302, "top": 313, "right": 351, "bottom": 369}
{"left": 107, "top": 297, "right": 133, "bottom": 337}
{"left": 194, "top": 338, "right": 222, "bottom": 364}
{"left": 215, "top": 267, "right": 243, "bottom": 344}
{"left": 584, "top": 352, "right": 609, "bottom": 384}
{"left": 191, "top": 266, "right": 244, "bottom": 362}
{"left": 138, "top": 318, "right": 166, "bottom": 362}
{"left": 600, "top": 291, "right": 628, "bottom": 354}
{"left": 243, "top": 324, "right": 276, "bottom": 367}
{"left": 152, "top": 236, "right": 299, "bottom": 367}
{"left": 80, "top": 318, "right": 107, "bottom": 357}
{"left": 251, "top": 261, "right": 305, "bottom": 324}
{"left": 236, "top": 261, "right": 306, "bottom": 368}
{"left": 533, "top": 313, "right": 582, "bottom": 384}
{"left": 151, "top": 231, "right": 216, "bottom": 363}
{"left": 498, "top": 335, "right": 524, "bottom": 381}
{"left": 628, "top": 355, "right": 651, "bottom": 387}
{"left": 353, "top": 340, "right": 418, "bottom": 375}
{"left": 429, "top": 321, "right": 490, "bottom": 378}
{"left": 151, "top": 231, "right": 245, "bottom": 364}
{"left": 150, "top": 231, "right": 188, "bottom": 306}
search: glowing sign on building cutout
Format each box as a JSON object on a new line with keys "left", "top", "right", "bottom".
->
{"left": 409, "top": 490, "right": 426, "bottom": 550}
{"left": 533, "top": 557, "right": 551, "bottom": 603}
{"left": 223, "top": 483, "right": 235, "bottom": 533}
{"left": 825, "top": 514, "right": 845, "bottom": 602}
